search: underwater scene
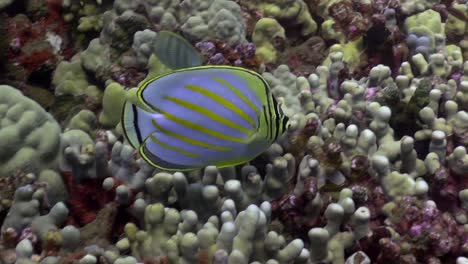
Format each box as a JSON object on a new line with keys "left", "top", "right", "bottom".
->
{"left": 0, "top": 0, "right": 467, "bottom": 263}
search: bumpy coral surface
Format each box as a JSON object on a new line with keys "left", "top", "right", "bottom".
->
{"left": 1, "top": 0, "right": 468, "bottom": 264}
{"left": 0, "top": 85, "right": 61, "bottom": 177}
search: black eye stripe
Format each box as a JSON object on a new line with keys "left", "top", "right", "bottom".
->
{"left": 281, "top": 116, "right": 289, "bottom": 132}
{"left": 263, "top": 105, "right": 270, "bottom": 140}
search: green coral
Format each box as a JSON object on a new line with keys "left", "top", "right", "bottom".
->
{"left": 388, "top": 78, "right": 431, "bottom": 138}
{"left": 101, "top": 10, "right": 150, "bottom": 52}
{"left": 322, "top": 39, "right": 364, "bottom": 72}
{"left": 67, "top": 110, "right": 98, "bottom": 137}
{"left": 0, "top": 85, "right": 61, "bottom": 177}
{"left": 52, "top": 54, "right": 99, "bottom": 97}
{"left": 445, "top": 3, "right": 467, "bottom": 39}
{"left": 81, "top": 38, "right": 112, "bottom": 74}
{"left": 99, "top": 82, "right": 127, "bottom": 129}
{"left": 180, "top": 0, "right": 247, "bottom": 46}
{"left": 256, "top": 0, "right": 317, "bottom": 36}
{"left": 252, "top": 18, "right": 286, "bottom": 64}
{"left": 404, "top": 9, "right": 444, "bottom": 34}
{"left": 400, "top": 0, "right": 440, "bottom": 15}
{"left": 321, "top": 19, "right": 346, "bottom": 43}
{"left": 61, "top": 0, "right": 111, "bottom": 48}
{"left": 404, "top": 9, "right": 444, "bottom": 50}
{"left": 37, "top": 170, "right": 69, "bottom": 206}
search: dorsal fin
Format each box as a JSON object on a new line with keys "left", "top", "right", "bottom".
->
{"left": 152, "top": 31, "right": 203, "bottom": 70}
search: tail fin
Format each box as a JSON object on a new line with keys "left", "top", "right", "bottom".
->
{"left": 121, "top": 101, "right": 144, "bottom": 149}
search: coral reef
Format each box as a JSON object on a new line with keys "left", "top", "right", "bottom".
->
{"left": 1, "top": 0, "right": 468, "bottom": 263}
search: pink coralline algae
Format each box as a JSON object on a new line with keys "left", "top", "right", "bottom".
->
{"left": 271, "top": 177, "right": 321, "bottom": 238}
{"left": 195, "top": 40, "right": 261, "bottom": 70}
{"left": 2, "top": 1, "right": 71, "bottom": 83}
{"left": 379, "top": 196, "right": 467, "bottom": 263}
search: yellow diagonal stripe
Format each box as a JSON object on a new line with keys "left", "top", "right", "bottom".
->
{"left": 164, "top": 96, "right": 251, "bottom": 135}
{"left": 211, "top": 77, "right": 260, "bottom": 116}
{"left": 184, "top": 84, "right": 256, "bottom": 128}
{"left": 149, "top": 134, "right": 200, "bottom": 157}
{"left": 150, "top": 106, "right": 246, "bottom": 143}
{"left": 151, "top": 119, "right": 231, "bottom": 151}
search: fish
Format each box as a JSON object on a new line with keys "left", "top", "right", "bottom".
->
{"left": 121, "top": 65, "right": 290, "bottom": 171}
{"left": 121, "top": 31, "right": 289, "bottom": 171}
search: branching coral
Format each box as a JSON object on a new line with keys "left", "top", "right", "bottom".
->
{"left": 1, "top": 1, "right": 468, "bottom": 263}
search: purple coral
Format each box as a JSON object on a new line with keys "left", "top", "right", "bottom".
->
{"left": 384, "top": 197, "right": 467, "bottom": 261}
{"left": 195, "top": 41, "right": 216, "bottom": 58}
{"left": 208, "top": 53, "right": 227, "bottom": 65}
{"left": 194, "top": 40, "right": 261, "bottom": 69}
